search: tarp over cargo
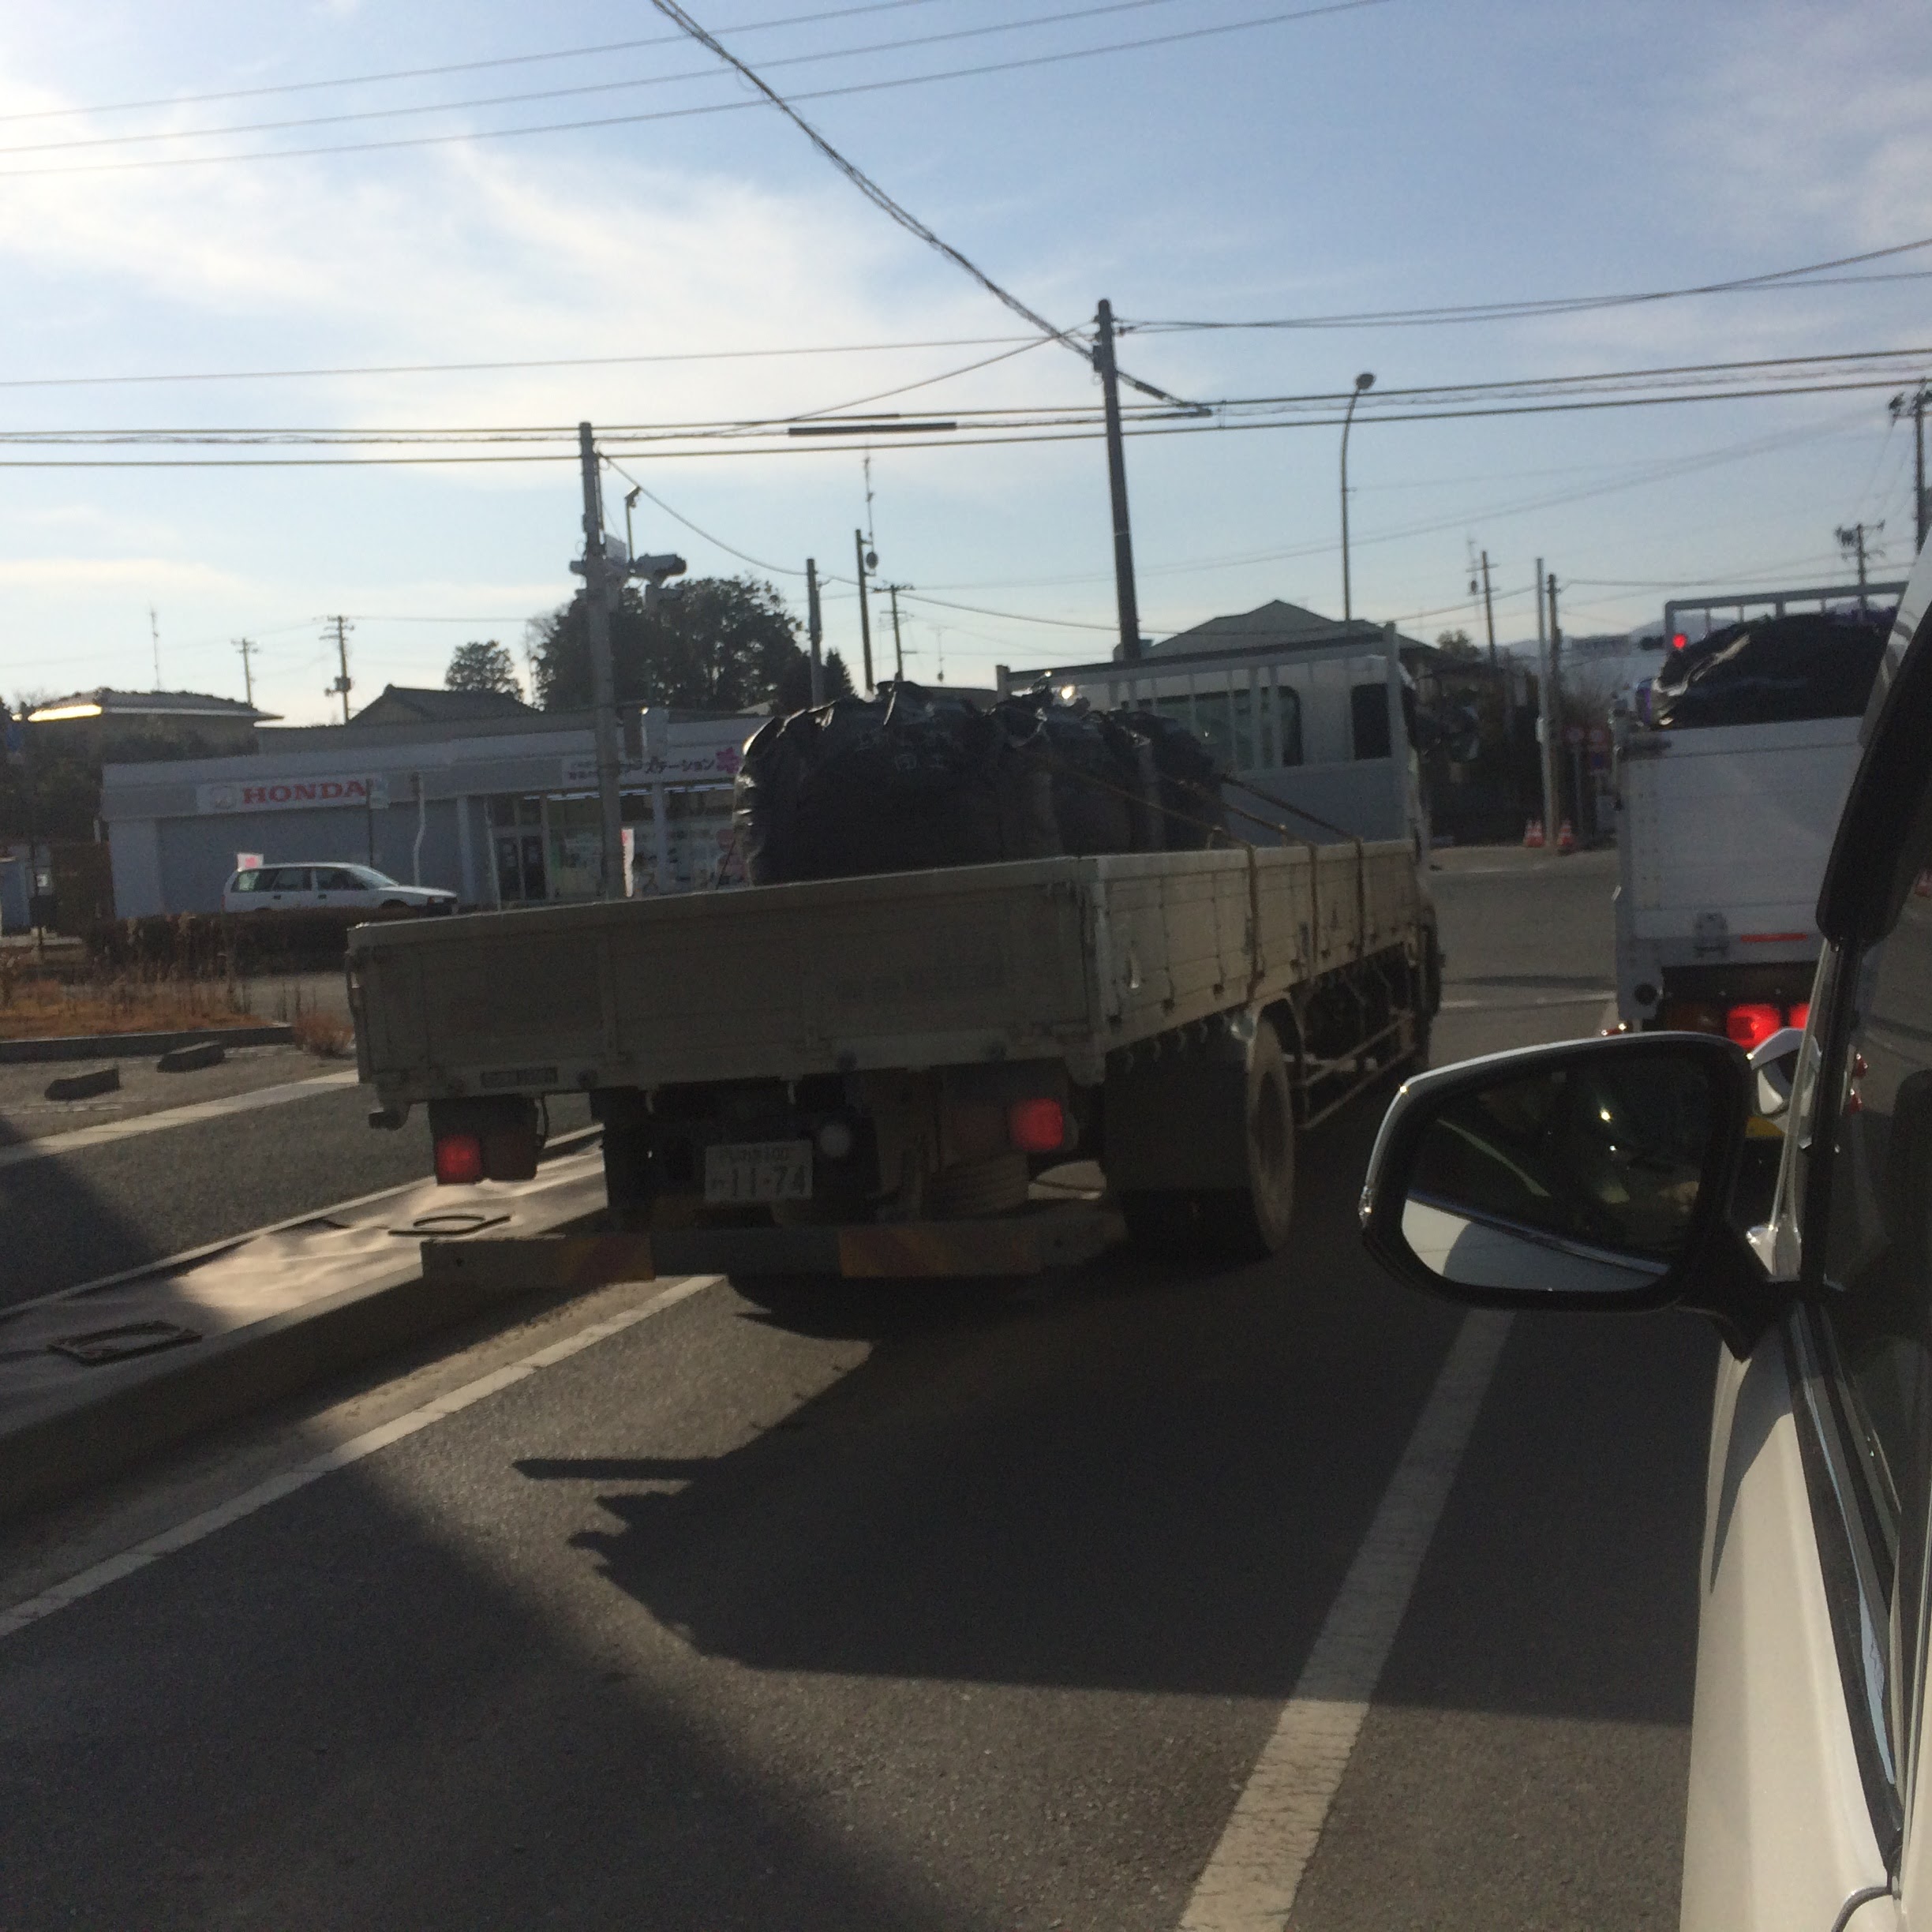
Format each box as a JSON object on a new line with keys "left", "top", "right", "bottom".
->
{"left": 734, "top": 682, "right": 1227, "bottom": 886}
{"left": 1647, "top": 610, "right": 1891, "bottom": 729}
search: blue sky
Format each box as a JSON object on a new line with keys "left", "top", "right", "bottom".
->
{"left": 1, "top": 0, "right": 1928, "bottom": 722}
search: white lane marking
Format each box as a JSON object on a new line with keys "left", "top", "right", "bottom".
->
{"left": 1439, "top": 990, "right": 1612, "bottom": 1011}
{"left": 1178, "top": 1309, "right": 1513, "bottom": 1932}
{"left": 0, "top": 1273, "right": 722, "bottom": 1643}
{"left": 0, "top": 1069, "right": 359, "bottom": 1170}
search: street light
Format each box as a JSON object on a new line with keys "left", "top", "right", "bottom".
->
{"left": 1340, "top": 371, "right": 1375, "bottom": 627}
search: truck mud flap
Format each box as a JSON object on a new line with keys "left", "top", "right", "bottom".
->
{"left": 421, "top": 1207, "right": 1122, "bottom": 1285}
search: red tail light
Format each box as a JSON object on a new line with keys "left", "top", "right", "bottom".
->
{"left": 1788, "top": 1002, "right": 1810, "bottom": 1032}
{"left": 434, "top": 1131, "right": 485, "bottom": 1185}
{"left": 1725, "top": 1004, "right": 1783, "bottom": 1050}
{"left": 1008, "top": 1096, "right": 1067, "bottom": 1155}
{"left": 1671, "top": 632, "right": 1688, "bottom": 651}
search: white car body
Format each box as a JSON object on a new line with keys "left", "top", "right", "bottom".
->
{"left": 1365, "top": 529, "right": 1932, "bottom": 1931}
{"left": 223, "top": 863, "right": 456, "bottom": 915}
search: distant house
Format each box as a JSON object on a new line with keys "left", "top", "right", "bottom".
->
{"left": 25, "top": 688, "right": 277, "bottom": 762}
{"left": 343, "top": 684, "right": 538, "bottom": 730}
{"left": 1145, "top": 598, "right": 1432, "bottom": 668}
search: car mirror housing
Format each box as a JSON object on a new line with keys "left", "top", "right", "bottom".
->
{"left": 1359, "top": 1033, "right": 1782, "bottom": 1356}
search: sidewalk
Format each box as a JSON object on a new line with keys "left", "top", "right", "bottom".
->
{"left": 0, "top": 1141, "right": 624, "bottom": 1518}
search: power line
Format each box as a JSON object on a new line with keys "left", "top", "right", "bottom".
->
{"left": 0, "top": 0, "right": 949, "bottom": 122}
{"left": 0, "top": 0, "right": 1201, "bottom": 158}
{"left": 1126, "top": 234, "right": 1932, "bottom": 333}
{"left": 601, "top": 455, "right": 804, "bottom": 576}
{"left": 641, "top": 0, "right": 1202, "bottom": 406}
{"left": 0, "top": 2, "right": 1391, "bottom": 193}
{"left": 0, "top": 333, "right": 1039, "bottom": 392}
{"left": 13, "top": 343, "right": 1926, "bottom": 443}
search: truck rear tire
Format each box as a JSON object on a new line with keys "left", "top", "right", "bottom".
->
{"left": 1204, "top": 1015, "right": 1297, "bottom": 1260}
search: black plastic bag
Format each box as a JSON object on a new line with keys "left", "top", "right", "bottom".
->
{"left": 1650, "top": 611, "right": 1889, "bottom": 729}
{"left": 735, "top": 683, "right": 1058, "bottom": 885}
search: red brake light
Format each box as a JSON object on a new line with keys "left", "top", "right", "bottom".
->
{"left": 1725, "top": 1004, "right": 1782, "bottom": 1050}
{"left": 434, "top": 1131, "right": 485, "bottom": 1185}
{"left": 1788, "top": 1002, "right": 1810, "bottom": 1032}
{"left": 1008, "top": 1096, "right": 1067, "bottom": 1155}
{"left": 1671, "top": 632, "right": 1688, "bottom": 651}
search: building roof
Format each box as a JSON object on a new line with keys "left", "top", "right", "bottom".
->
{"left": 347, "top": 684, "right": 537, "bottom": 728}
{"left": 27, "top": 687, "right": 279, "bottom": 724}
{"left": 1146, "top": 599, "right": 1428, "bottom": 659}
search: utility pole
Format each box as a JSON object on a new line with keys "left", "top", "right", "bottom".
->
{"left": 1533, "top": 556, "right": 1556, "bottom": 841}
{"left": 1891, "top": 387, "right": 1931, "bottom": 553}
{"left": 1836, "top": 521, "right": 1882, "bottom": 613}
{"left": 148, "top": 606, "right": 162, "bottom": 689}
{"left": 234, "top": 638, "right": 256, "bottom": 709}
{"left": 1339, "top": 372, "right": 1375, "bottom": 628}
{"left": 326, "top": 616, "right": 353, "bottom": 723}
{"left": 884, "top": 583, "right": 908, "bottom": 682}
{"left": 854, "top": 529, "right": 876, "bottom": 692}
{"left": 805, "top": 559, "right": 826, "bottom": 706}
{"left": 576, "top": 421, "right": 625, "bottom": 900}
{"left": 1546, "top": 571, "right": 1565, "bottom": 830}
{"left": 1092, "top": 298, "right": 1143, "bottom": 664}
{"left": 1479, "top": 551, "right": 1497, "bottom": 670}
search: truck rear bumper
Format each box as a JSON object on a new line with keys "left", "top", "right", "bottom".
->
{"left": 421, "top": 1203, "right": 1125, "bottom": 1287}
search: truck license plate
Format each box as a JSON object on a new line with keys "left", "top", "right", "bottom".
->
{"left": 704, "top": 1140, "right": 813, "bottom": 1205}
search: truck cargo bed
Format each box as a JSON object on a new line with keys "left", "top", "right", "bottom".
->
{"left": 351, "top": 841, "right": 1421, "bottom": 1107}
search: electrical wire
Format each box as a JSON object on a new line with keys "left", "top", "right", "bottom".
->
{"left": 601, "top": 455, "right": 805, "bottom": 576}
{"left": 0, "top": 0, "right": 951, "bottom": 122}
{"left": 0, "top": 2, "right": 1389, "bottom": 210}
{"left": 642, "top": 0, "right": 1198, "bottom": 407}
{"left": 0, "top": 0, "right": 1204, "bottom": 157}
{"left": 0, "top": 333, "right": 1040, "bottom": 392}
{"left": 1126, "top": 234, "right": 1932, "bottom": 333}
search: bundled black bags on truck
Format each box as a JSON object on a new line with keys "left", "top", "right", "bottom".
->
{"left": 736, "top": 683, "right": 1058, "bottom": 885}
{"left": 1649, "top": 610, "right": 1890, "bottom": 729}
{"left": 734, "top": 681, "right": 1232, "bottom": 886}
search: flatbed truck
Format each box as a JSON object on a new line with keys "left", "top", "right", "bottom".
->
{"left": 350, "top": 837, "right": 1436, "bottom": 1277}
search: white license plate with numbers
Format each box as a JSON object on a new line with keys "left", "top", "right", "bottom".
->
{"left": 703, "top": 1140, "right": 813, "bottom": 1205}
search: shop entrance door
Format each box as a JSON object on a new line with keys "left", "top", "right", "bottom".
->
{"left": 488, "top": 797, "right": 548, "bottom": 905}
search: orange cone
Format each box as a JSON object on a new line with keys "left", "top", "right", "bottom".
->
{"left": 1523, "top": 818, "right": 1544, "bottom": 848}
{"left": 1556, "top": 818, "right": 1577, "bottom": 854}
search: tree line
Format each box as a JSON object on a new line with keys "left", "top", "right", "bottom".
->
{"left": 447, "top": 575, "right": 854, "bottom": 714}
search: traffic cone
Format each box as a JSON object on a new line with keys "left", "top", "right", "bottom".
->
{"left": 1523, "top": 818, "right": 1544, "bottom": 848}
{"left": 1556, "top": 818, "right": 1577, "bottom": 854}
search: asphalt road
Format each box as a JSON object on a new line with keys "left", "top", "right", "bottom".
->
{"left": 0, "top": 844, "right": 1712, "bottom": 1930}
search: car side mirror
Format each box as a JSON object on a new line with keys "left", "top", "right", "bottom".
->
{"left": 1359, "top": 1033, "right": 1783, "bottom": 1356}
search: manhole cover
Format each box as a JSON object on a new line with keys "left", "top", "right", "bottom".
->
{"left": 391, "top": 1210, "right": 511, "bottom": 1237}
{"left": 49, "top": 1320, "right": 202, "bottom": 1366}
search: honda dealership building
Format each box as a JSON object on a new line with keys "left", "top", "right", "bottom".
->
{"left": 100, "top": 695, "right": 759, "bottom": 917}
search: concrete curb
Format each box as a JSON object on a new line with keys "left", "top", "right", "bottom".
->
{"left": 0, "top": 1240, "right": 578, "bottom": 1521}
{"left": 0, "top": 1024, "right": 295, "bottom": 1065}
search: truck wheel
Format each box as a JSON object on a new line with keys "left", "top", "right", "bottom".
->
{"left": 1202, "top": 1015, "right": 1297, "bottom": 1260}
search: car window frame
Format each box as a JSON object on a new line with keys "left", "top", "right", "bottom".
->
{"left": 1783, "top": 586, "right": 1932, "bottom": 1870}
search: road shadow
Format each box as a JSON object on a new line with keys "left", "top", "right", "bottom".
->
{"left": 517, "top": 1095, "right": 1717, "bottom": 1729}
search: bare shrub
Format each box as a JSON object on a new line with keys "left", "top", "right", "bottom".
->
{"left": 290, "top": 1007, "right": 354, "bottom": 1058}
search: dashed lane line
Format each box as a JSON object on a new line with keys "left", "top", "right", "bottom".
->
{"left": 0, "top": 1273, "right": 724, "bottom": 1643}
{"left": 0, "top": 1069, "right": 359, "bottom": 1170}
{"left": 1178, "top": 1309, "right": 1514, "bottom": 1932}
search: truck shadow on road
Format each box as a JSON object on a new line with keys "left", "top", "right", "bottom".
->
{"left": 516, "top": 1098, "right": 1715, "bottom": 1732}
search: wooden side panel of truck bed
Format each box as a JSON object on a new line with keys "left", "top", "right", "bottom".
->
{"left": 351, "top": 843, "right": 1421, "bottom": 1103}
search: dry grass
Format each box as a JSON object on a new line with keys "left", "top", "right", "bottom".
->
{"left": 0, "top": 961, "right": 260, "bottom": 1043}
{"left": 290, "top": 1006, "right": 355, "bottom": 1058}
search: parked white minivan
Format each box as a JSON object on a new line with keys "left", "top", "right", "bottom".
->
{"left": 1362, "top": 530, "right": 1932, "bottom": 1932}
{"left": 222, "top": 863, "right": 456, "bottom": 915}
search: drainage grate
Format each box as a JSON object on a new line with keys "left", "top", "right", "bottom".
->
{"left": 48, "top": 1320, "right": 203, "bottom": 1366}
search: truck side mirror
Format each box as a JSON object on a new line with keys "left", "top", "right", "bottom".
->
{"left": 1359, "top": 1034, "right": 1777, "bottom": 1353}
